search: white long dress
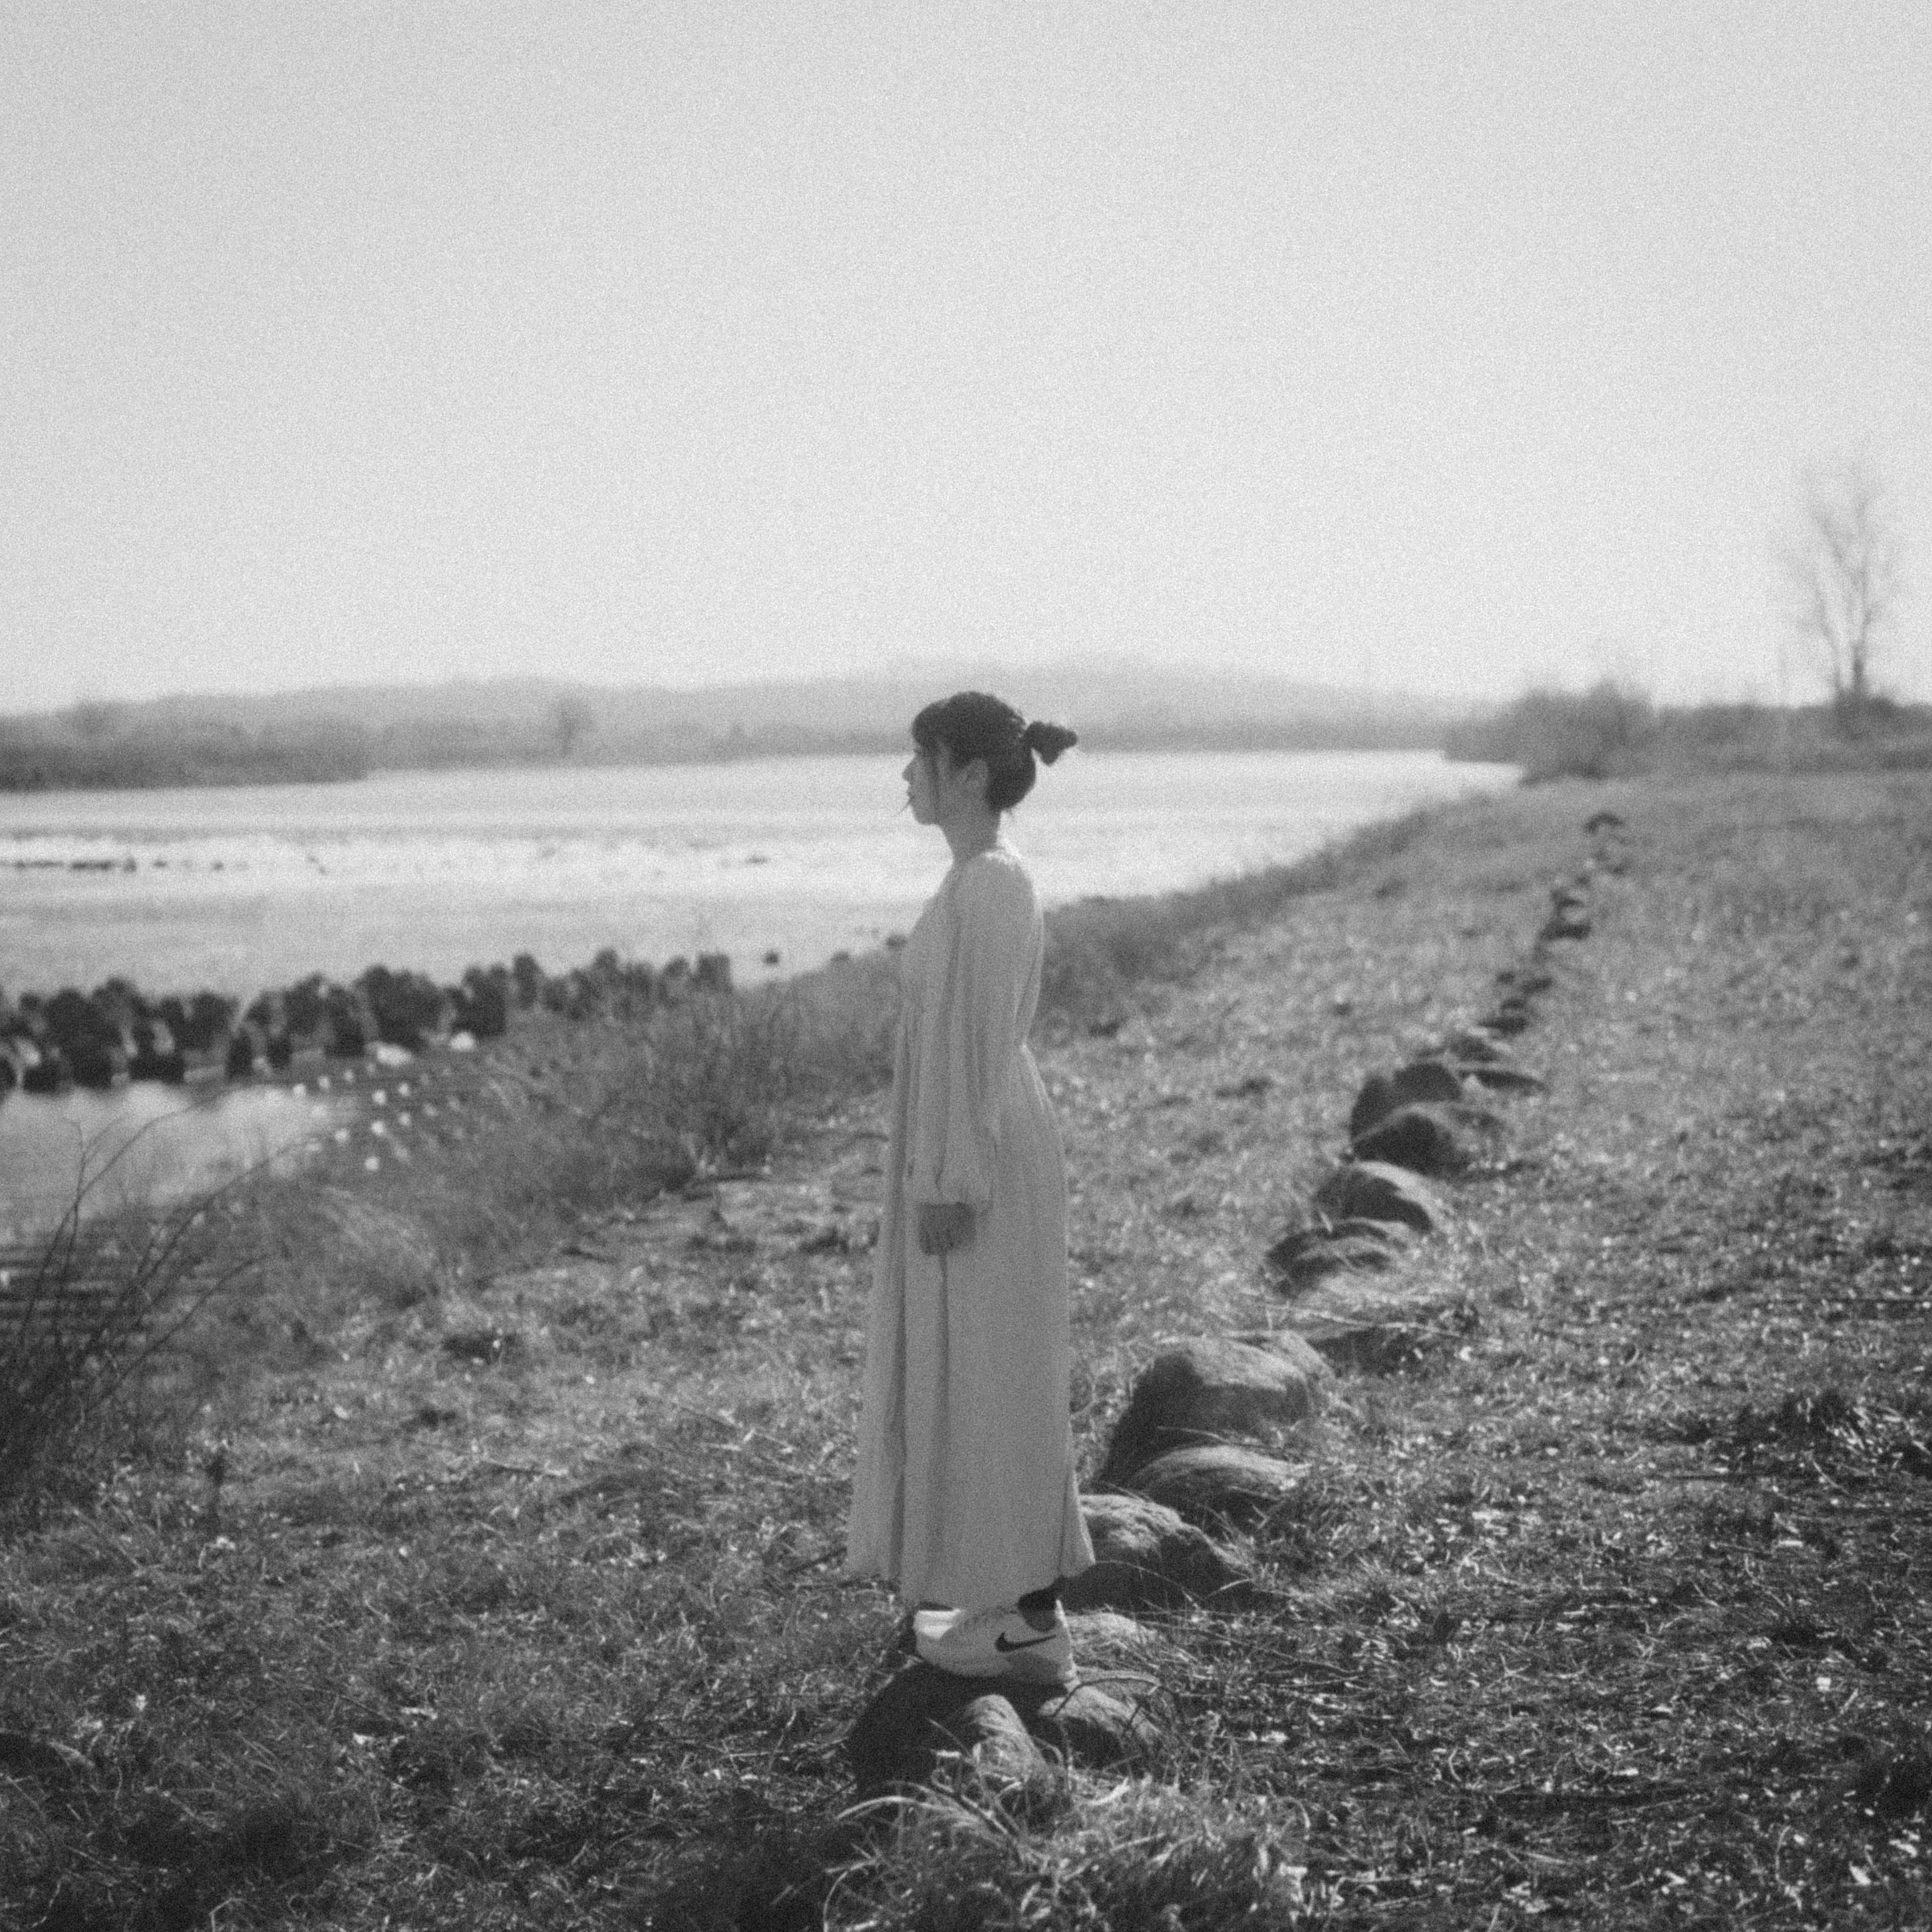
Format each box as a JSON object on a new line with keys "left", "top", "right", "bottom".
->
{"left": 846, "top": 838, "right": 1096, "bottom": 1610}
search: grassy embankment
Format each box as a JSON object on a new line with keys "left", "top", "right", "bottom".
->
{"left": 1446, "top": 684, "right": 1932, "bottom": 784}
{"left": 4, "top": 772, "right": 1931, "bottom": 1928}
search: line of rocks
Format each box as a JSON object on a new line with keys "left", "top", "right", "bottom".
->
{"left": 846, "top": 812, "right": 1628, "bottom": 1798}
{"left": 0, "top": 947, "right": 736, "bottom": 1102}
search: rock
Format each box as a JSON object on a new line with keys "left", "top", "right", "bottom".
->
{"left": 845, "top": 1664, "right": 1157, "bottom": 1793}
{"left": 1346, "top": 1072, "right": 1397, "bottom": 1140}
{"left": 846, "top": 1666, "right": 1013, "bottom": 1790}
{"left": 1539, "top": 912, "right": 1592, "bottom": 943}
{"left": 1584, "top": 810, "right": 1626, "bottom": 834}
{"left": 1026, "top": 1680, "right": 1163, "bottom": 1767}
{"left": 1263, "top": 1274, "right": 1474, "bottom": 1374}
{"left": 1462, "top": 1063, "right": 1546, "bottom": 1094}
{"left": 1263, "top": 1219, "right": 1411, "bottom": 1292}
{"left": 1349, "top": 1061, "right": 1467, "bottom": 1139}
{"left": 226, "top": 1026, "right": 264, "bottom": 1077}
{"left": 948, "top": 1693, "right": 1049, "bottom": 1784}
{"left": 1440, "top": 1028, "right": 1510, "bottom": 1065}
{"left": 1313, "top": 1160, "right": 1451, "bottom": 1235}
{"left": 1474, "top": 1007, "right": 1531, "bottom": 1036}
{"left": 1099, "top": 1337, "right": 1330, "bottom": 1485}
{"left": 1392, "top": 1059, "right": 1470, "bottom": 1106}
{"left": 1125, "top": 1443, "right": 1305, "bottom": 1527}
{"left": 1495, "top": 967, "right": 1555, "bottom": 995}
{"left": 66, "top": 1034, "right": 131, "bottom": 1090}
{"left": 1062, "top": 1492, "right": 1253, "bottom": 1612}
{"left": 22, "top": 1048, "right": 72, "bottom": 1095}
{"left": 1349, "top": 1101, "right": 1500, "bottom": 1178}
{"left": 1438, "top": 1032, "right": 1543, "bottom": 1090}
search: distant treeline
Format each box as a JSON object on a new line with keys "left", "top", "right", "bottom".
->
{"left": 1446, "top": 682, "right": 1932, "bottom": 783}
{"left": 0, "top": 707, "right": 370, "bottom": 791}
{"left": 1, "top": 682, "right": 1447, "bottom": 791}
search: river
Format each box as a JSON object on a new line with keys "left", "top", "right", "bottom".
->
{"left": 2, "top": 748, "right": 1512, "bottom": 1231}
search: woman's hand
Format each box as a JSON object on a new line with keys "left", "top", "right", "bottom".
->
{"left": 916, "top": 1203, "right": 976, "bottom": 1256}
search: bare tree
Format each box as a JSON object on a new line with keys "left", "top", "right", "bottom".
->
{"left": 1789, "top": 460, "right": 1900, "bottom": 729}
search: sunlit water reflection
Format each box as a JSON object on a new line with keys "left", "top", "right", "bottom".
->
{"left": 2, "top": 749, "right": 1514, "bottom": 1234}
{"left": 0, "top": 1082, "right": 345, "bottom": 1242}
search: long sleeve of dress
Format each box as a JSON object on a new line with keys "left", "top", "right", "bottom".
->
{"left": 906, "top": 857, "right": 1037, "bottom": 1211}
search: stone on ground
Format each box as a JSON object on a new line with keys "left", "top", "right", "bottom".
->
{"left": 1264, "top": 1219, "right": 1411, "bottom": 1292}
{"left": 1462, "top": 1062, "right": 1546, "bottom": 1094}
{"left": 1349, "top": 1101, "right": 1500, "bottom": 1178}
{"left": 846, "top": 1666, "right": 1003, "bottom": 1791}
{"left": 1062, "top": 1491, "right": 1254, "bottom": 1612}
{"left": 1026, "top": 1680, "right": 1164, "bottom": 1768}
{"left": 1440, "top": 1028, "right": 1511, "bottom": 1065}
{"left": 845, "top": 1662, "right": 1161, "bottom": 1793}
{"left": 1313, "top": 1159, "right": 1452, "bottom": 1235}
{"left": 1347, "top": 1071, "right": 1398, "bottom": 1140}
{"left": 1474, "top": 1006, "right": 1532, "bottom": 1036}
{"left": 948, "top": 1693, "right": 1048, "bottom": 1785}
{"left": 1123, "top": 1442, "right": 1305, "bottom": 1527}
{"left": 1261, "top": 1272, "right": 1473, "bottom": 1374}
{"left": 1099, "top": 1336, "right": 1330, "bottom": 1485}
{"left": 1347, "top": 1059, "right": 1470, "bottom": 1139}
{"left": 1391, "top": 1058, "right": 1471, "bottom": 1107}
{"left": 1495, "top": 967, "right": 1554, "bottom": 996}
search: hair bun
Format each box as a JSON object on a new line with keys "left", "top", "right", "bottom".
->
{"left": 1022, "top": 720, "right": 1078, "bottom": 765}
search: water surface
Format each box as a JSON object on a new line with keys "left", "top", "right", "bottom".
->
{"left": 3, "top": 750, "right": 1510, "bottom": 992}
{"left": 2, "top": 749, "right": 1512, "bottom": 1232}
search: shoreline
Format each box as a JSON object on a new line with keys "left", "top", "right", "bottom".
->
{"left": 1, "top": 748, "right": 1512, "bottom": 1128}
{"left": 0, "top": 789, "right": 1440, "bottom": 1236}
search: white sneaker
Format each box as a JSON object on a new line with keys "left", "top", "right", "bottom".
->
{"left": 912, "top": 1604, "right": 1077, "bottom": 1687}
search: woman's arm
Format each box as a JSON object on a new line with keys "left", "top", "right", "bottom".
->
{"left": 906, "top": 858, "right": 1038, "bottom": 1232}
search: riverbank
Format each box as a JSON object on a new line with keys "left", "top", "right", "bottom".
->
{"left": 3, "top": 770, "right": 1929, "bottom": 1927}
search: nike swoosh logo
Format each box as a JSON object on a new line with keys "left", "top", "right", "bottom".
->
{"left": 994, "top": 1631, "right": 1060, "bottom": 1653}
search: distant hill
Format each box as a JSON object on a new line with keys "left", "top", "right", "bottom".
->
{"left": 1, "top": 664, "right": 1462, "bottom": 790}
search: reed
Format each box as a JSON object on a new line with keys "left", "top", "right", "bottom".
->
{"left": 1, "top": 1145, "right": 259, "bottom": 1521}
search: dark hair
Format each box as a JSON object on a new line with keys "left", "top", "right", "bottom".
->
{"left": 911, "top": 691, "right": 1078, "bottom": 812}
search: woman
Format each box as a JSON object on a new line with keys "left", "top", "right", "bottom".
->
{"left": 846, "top": 691, "right": 1095, "bottom": 1687}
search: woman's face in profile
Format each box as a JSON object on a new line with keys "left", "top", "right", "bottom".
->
{"left": 903, "top": 745, "right": 941, "bottom": 824}
{"left": 904, "top": 740, "right": 988, "bottom": 828}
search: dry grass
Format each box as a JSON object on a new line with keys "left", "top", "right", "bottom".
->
{"left": 2, "top": 1169, "right": 260, "bottom": 1522}
{"left": 3, "top": 771, "right": 1930, "bottom": 1927}
{"left": 828, "top": 1777, "right": 1308, "bottom": 1930}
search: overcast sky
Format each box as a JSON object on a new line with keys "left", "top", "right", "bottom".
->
{"left": 5, "top": 0, "right": 1928, "bottom": 707}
